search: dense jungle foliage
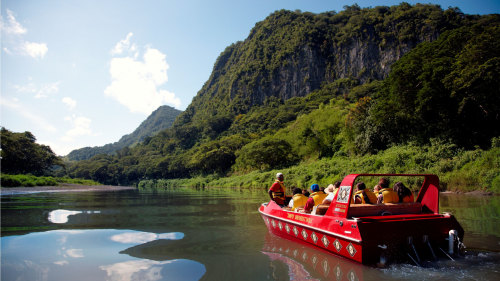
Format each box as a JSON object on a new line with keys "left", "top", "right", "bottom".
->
{"left": 4, "top": 4, "right": 499, "bottom": 191}
{"left": 0, "top": 127, "right": 62, "bottom": 176}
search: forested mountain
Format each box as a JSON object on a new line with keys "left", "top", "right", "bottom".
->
{"left": 64, "top": 4, "right": 500, "bottom": 186}
{"left": 66, "top": 105, "right": 181, "bottom": 160}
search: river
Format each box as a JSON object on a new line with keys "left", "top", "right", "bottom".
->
{"left": 1, "top": 187, "right": 499, "bottom": 281}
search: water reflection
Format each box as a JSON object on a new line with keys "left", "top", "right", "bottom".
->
{"left": 1, "top": 229, "right": 205, "bottom": 281}
{"left": 99, "top": 259, "right": 205, "bottom": 281}
{"left": 111, "top": 232, "right": 184, "bottom": 244}
{"left": 48, "top": 209, "right": 83, "bottom": 223}
{"left": 262, "top": 233, "right": 366, "bottom": 281}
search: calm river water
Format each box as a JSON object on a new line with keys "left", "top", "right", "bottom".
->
{"left": 1, "top": 187, "right": 499, "bottom": 281}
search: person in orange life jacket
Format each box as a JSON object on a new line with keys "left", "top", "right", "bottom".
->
{"left": 393, "top": 181, "right": 414, "bottom": 203}
{"left": 302, "top": 184, "right": 327, "bottom": 213}
{"left": 269, "top": 172, "right": 286, "bottom": 206}
{"left": 352, "top": 182, "right": 378, "bottom": 204}
{"left": 288, "top": 188, "right": 308, "bottom": 211}
{"left": 376, "top": 177, "right": 399, "bottom": 204}
{"left": 321, "top": 181, "right": 341, "bottom": 205}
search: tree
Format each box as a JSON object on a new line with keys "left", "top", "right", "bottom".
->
{"left": 1, "top": 128, "right": 63, "bottom": 175}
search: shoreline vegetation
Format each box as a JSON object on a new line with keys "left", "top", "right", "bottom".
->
{"left": 138, "top": 143, "right": 500, "bottom": 194}
{"left": 0, "top": 174, "right": 100, "bottom": 188}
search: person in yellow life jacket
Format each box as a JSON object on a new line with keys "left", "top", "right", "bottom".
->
{"left": 303, "top": 184, "right": 327, "bottom": 213}
{"left": 376, "top": 177, "right": 399, "bottom": 204}
{"left": 288, "top": 188, "right": 308, "bottom": 211}
{"left": 351, "top": 182, "right": 378, "bottom": 204}
{"left": 393, "top": 182, "right": 414, "bottom": 203}
{"left": 269, "top": 172, "right": 286, "bottom": 206}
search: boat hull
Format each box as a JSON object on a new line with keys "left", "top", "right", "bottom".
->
{"left": 260, "top": 202, "right": 464, "bottom": 265}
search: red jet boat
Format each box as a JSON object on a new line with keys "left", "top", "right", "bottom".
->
{"left": 259, "top": 174, "right": 465, "bottom": 266}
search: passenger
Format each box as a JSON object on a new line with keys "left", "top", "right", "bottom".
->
{"left": 268, "top": 172, "right": 286, "bottom": 206}
{"left": 322, "top": 181, "right": 341, "bottom": 205}
{"left": 324, "top": 181, "right": 340, "bottom": 194}
{"left": 393, "top": 182, "right": 414, "bottom": 203}
{"left": 302, "top": 190, "right": 310, "bottom": 198}
{"left": 376, "top": 177, "right": 399, "bottom": 204}
{"left": 373, "top": 184, "right": 381, "bottom": 195}
{"left": 302, "top": 184, "right": 327, "bottom": 213}
{"left": 352, "top": 182, "right": 378, "bottom": 204}
{"left": 288, "top": 188, "right": 308, "bottom": 211}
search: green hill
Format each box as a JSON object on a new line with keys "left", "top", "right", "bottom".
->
{"left": 64, "top": 4, "right": 500, "bottom": 190}
{"left": 66, "top": 105, "right": 181, "bottom": 161}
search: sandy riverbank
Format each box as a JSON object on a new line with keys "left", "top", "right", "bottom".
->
{"left": 0, "top": 184, "right": 136, "bottom": 195}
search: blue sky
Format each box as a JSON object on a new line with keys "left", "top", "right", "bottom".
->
{"left": 1, "top": 0, "right": 499, "bottom": 155}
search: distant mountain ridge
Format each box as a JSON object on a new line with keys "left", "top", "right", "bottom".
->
{"left": 67, "top": 105, "right": 181, "bottom": 160}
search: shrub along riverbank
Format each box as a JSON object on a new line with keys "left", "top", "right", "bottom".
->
{"left": 138, "top": 141, "right": 500, "bottom": 194}
{"left": 0, "top": 174, "right": 100, "bottom": 188}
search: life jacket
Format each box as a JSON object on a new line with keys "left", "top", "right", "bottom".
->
{"left": 292, "top": 194, "right": 308, "bottom": 211}
{"left": 379, "top": 188, "right": 399, "bottom": 203}
{"left": 310, "top": 191, "right": 327, "bottom": 206}
{"left": 271, "top": 180, "right": 286, "bottom": 204}
{"left": 352, "top": 190, "right": 378, "bottom": 204}
{"left": 401, "top": 193, "right": 414, "bottom": 203}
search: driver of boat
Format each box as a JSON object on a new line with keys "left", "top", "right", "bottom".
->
{"left": 288, "top": 187, "right": 308, "bottom": 211}
{"left": 351, "top": 182, "right": 378, "bottom": 204}
{"left": 269, "top": 172, "right": 286, "bottom": 206}
{"left": 376, "top": 177, "right": 399, "bottom": 204}
{"left": 302, "top": 184, "right": 327, "bottom": 213}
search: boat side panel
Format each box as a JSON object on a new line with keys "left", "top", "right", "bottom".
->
{"left": 261, "top": 213, "right": 364, "bottom": 263}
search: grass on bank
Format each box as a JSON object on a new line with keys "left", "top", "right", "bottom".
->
{"left": 0, "top": 174, "right": 100, "bottom": 188}
{"left": 138, "top": 142, "right": 500, "bottom": 194}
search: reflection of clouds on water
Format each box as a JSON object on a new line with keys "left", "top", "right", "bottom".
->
{"left": 48, "top": 209, "right": 101, "bottom": 224}
{"left": 100, "top": 259, "right": 206, "bottom": 281}
{"left": 48, "top": 209, "right": 82, "bottom": 223}
{"left": 110, "top": 231, "right": 184, "bottom": 244}
{"left": 54, "top": 260, "right": 68, "bottom": 266}
{"left": 100, "top": 260, "right": 171, "bottom": 281}
{"left": 65, "top": 248, "right": 84, "bottom": 258}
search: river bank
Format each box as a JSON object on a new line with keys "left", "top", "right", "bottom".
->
{"left": 0, "top": 184, "right": 135, "bottom": 196}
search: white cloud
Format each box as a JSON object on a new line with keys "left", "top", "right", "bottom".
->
{"left": 62, "top": 97, "right": 77, "bottom": 110}
{"left": 23, "top": 41, "right": 48, "bottom": 59}
{"left": 1, "top": 9, "right": 48, "bottom": 59}
{"left": 62, "top": 115, "right": 93, "bottom": 142}
{"left": 105, "top": 34, "right": 181, "bottom": 114}
{"left": 13, "top": 81, "right": 60, "bottom": 98}
{"left": 0, "top": 97, "right": 57, "bottom": 132}
{"left": 1, "top": 9, "right": 27, "bottom": 35}
{"left": 111, "top": 32, "right": 136, "bottom": 55}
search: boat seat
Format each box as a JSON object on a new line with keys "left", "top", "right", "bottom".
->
{"left": 348, "top": 202, "right": 422, "bottom": 217}
{"left": 315, "top": 202, "right": 422, "bottom": 216}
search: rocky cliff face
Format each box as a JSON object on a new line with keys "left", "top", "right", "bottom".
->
{"left": 177, "top": 4, "right": 469, "bottom": 126}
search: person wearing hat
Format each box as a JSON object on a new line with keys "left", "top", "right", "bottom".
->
{"left": 302, "top": 184, "right": 327, "bottom": 213}
{"left": 268, "top": 172, "right": 286, "bottom": 206}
